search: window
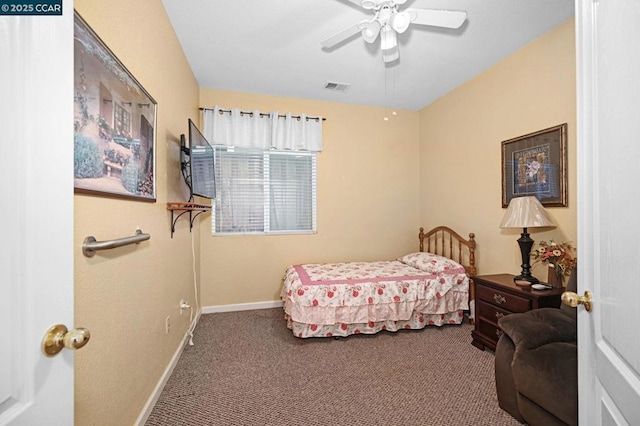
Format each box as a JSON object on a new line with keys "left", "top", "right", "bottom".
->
{"left": 212, "top": 147, "right": 316, "bottom": 235}
{"left": 113, "top": 102, "right": 130, "bottom": 137}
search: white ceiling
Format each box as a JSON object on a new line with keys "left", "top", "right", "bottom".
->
{"left": 162, "top": 0, "right": 574, "bottom": 111}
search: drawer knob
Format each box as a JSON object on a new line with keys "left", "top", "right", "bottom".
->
{"left": 493, "top": 294, "right": 507, "bottom": 305}
{"left": 495, "top": 312, "right": 505, "bottom": 320}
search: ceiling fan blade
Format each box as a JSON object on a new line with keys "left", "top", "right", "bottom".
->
{"left": 407, "top": 8, "right": 467, "bottom": 29}
{"left": 321, "top": 22, "right": 362, "bottom": 48}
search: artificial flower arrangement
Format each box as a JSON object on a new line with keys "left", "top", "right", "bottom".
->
{"left": 531, "top": 240, "right": 577, "bottom": 281}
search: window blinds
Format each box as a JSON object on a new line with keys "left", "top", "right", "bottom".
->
{"left": 212, "top": 147, "right": 317, "bottom": 235}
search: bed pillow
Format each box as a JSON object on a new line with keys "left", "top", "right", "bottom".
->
{"left": 398, "top": 252, "right": 464, "bottom": 274}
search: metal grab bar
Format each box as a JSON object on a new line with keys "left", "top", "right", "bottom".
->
{"left": 82, "top": 229, "right": 150, "bottom": 257}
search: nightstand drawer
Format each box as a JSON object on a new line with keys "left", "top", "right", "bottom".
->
{"left": 476, "top": 284, "right": 531, "bottom": 312}
{"left": 478, "top": 318, "right": 505, "bottom": 342}
{"left": 476, "top": 299, "right": 512, "bottom": 324}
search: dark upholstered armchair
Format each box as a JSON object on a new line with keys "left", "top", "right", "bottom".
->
{"left": 494, "top": 269, "right": 577, "bottom": 425}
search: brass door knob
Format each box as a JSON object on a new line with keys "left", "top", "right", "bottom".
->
{"left": 562, "top": 291, "right": 593, "bottom": 313}
{"left": 42, "top": 324, "right": 91, "bottom": 357}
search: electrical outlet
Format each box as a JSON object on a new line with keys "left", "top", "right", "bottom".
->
{"left": 165, "top": 315, "right": 170, "bottom": 334}
{"left": 179, "top": 300, "right": 191, "bottom": 315}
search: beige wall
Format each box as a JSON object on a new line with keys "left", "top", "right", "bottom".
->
{"left": 418, "top": 18, "right": 577, "bottom": 279}
{"left": 198, "top": 89, "right": 420, "bottom": 306}
{"left": 73, "top": 1, "right": 200, "bottom": 424}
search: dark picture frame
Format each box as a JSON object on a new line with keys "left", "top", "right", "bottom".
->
{"left": 73, "top": 11, "right": 157, "bottom": 202}
{"left": 501, "top": 123, "right": 567, "bottom": 207}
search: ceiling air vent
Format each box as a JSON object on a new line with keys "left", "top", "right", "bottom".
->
{"left": 323, "top": 81, "right": 350, "bottom": 92}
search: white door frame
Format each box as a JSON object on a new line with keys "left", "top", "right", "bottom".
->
{"left": 575, "top": 0, "right": 597, "bottom": 420}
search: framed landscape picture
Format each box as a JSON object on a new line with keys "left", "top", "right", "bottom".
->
{"left": 73, "top": 11, "right": 157, "bottom": 202}
{"left": 501, "top": 123, "right": 568, "bottom": 207}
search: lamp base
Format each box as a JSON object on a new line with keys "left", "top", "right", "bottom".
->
{"left": 513, "top": 274, "right": 540, "bottom": 285}
{"left": 515, "top": 228, "right": 539, "bottom": 285}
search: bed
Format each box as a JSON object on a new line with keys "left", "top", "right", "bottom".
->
{"left": 281, "top": 226, "right": 477, "bottom": 338}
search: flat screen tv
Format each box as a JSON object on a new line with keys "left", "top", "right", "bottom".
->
{"left": 181, "top": 119, "right": 216, "bottom": 199}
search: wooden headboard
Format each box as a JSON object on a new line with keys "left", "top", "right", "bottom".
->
{"left": 419, "top": 226, "right": 477, "bottom": 277}
{"left": 419, "top": 226, "right": 477, "bottom": 324}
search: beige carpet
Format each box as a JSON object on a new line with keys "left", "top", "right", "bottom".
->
{"left": 145, "top": 308, "right": 520, "bottom": 425}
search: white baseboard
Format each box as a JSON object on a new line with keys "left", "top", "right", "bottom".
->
{"left": 202, "top": 300, "right": 283, "bottom": 314}
{"left": 135, "top": 309, "right": 202, "bottom": 426}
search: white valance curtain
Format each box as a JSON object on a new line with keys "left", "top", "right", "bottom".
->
{"left": 202, "top": 106, "right": 323, "bottom": 152}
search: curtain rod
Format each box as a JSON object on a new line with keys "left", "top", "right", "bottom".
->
{"left": 199, "top": 107, "right": 326, "bottom": 122}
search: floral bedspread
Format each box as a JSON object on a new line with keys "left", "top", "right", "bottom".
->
{"left": 281, "top": 257, "right": 469, "bottom": 337}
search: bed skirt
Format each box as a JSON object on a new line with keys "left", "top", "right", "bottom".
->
{"left": 285, "top": 309, "right": 465, "bottom": 338}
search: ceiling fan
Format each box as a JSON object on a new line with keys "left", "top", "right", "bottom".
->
{"left": 321, "top": 0, "right": 467, "bottom": 63}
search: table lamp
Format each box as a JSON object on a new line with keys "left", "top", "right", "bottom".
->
{"left": 500, "top": 196, "right": 556, "bottom": 284}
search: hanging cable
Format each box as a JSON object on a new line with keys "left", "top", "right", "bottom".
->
{"left": 186, "top": 222, "right": 201, "bottom": 346}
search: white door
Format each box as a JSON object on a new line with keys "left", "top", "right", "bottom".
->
{"left": 0, "top": 2, "right": 75, "bottom": 425}
{"left": 576, "top": 0, "right": 640, "bottom": 424}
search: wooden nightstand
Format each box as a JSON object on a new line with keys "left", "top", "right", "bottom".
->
{"left": 471, "top": 274, "right": 564, "bottom": 351}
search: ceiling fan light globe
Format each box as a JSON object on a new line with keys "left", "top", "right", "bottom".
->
{"left": 360, "top": 20, "right": 381, "bottom": 43}
{"left": 390, "top": 12, "right": 411, "bottom": 33}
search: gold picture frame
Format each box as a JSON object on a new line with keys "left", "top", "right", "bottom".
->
{"left": 501, "top": 124, "right": 567, "bottom": 207}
